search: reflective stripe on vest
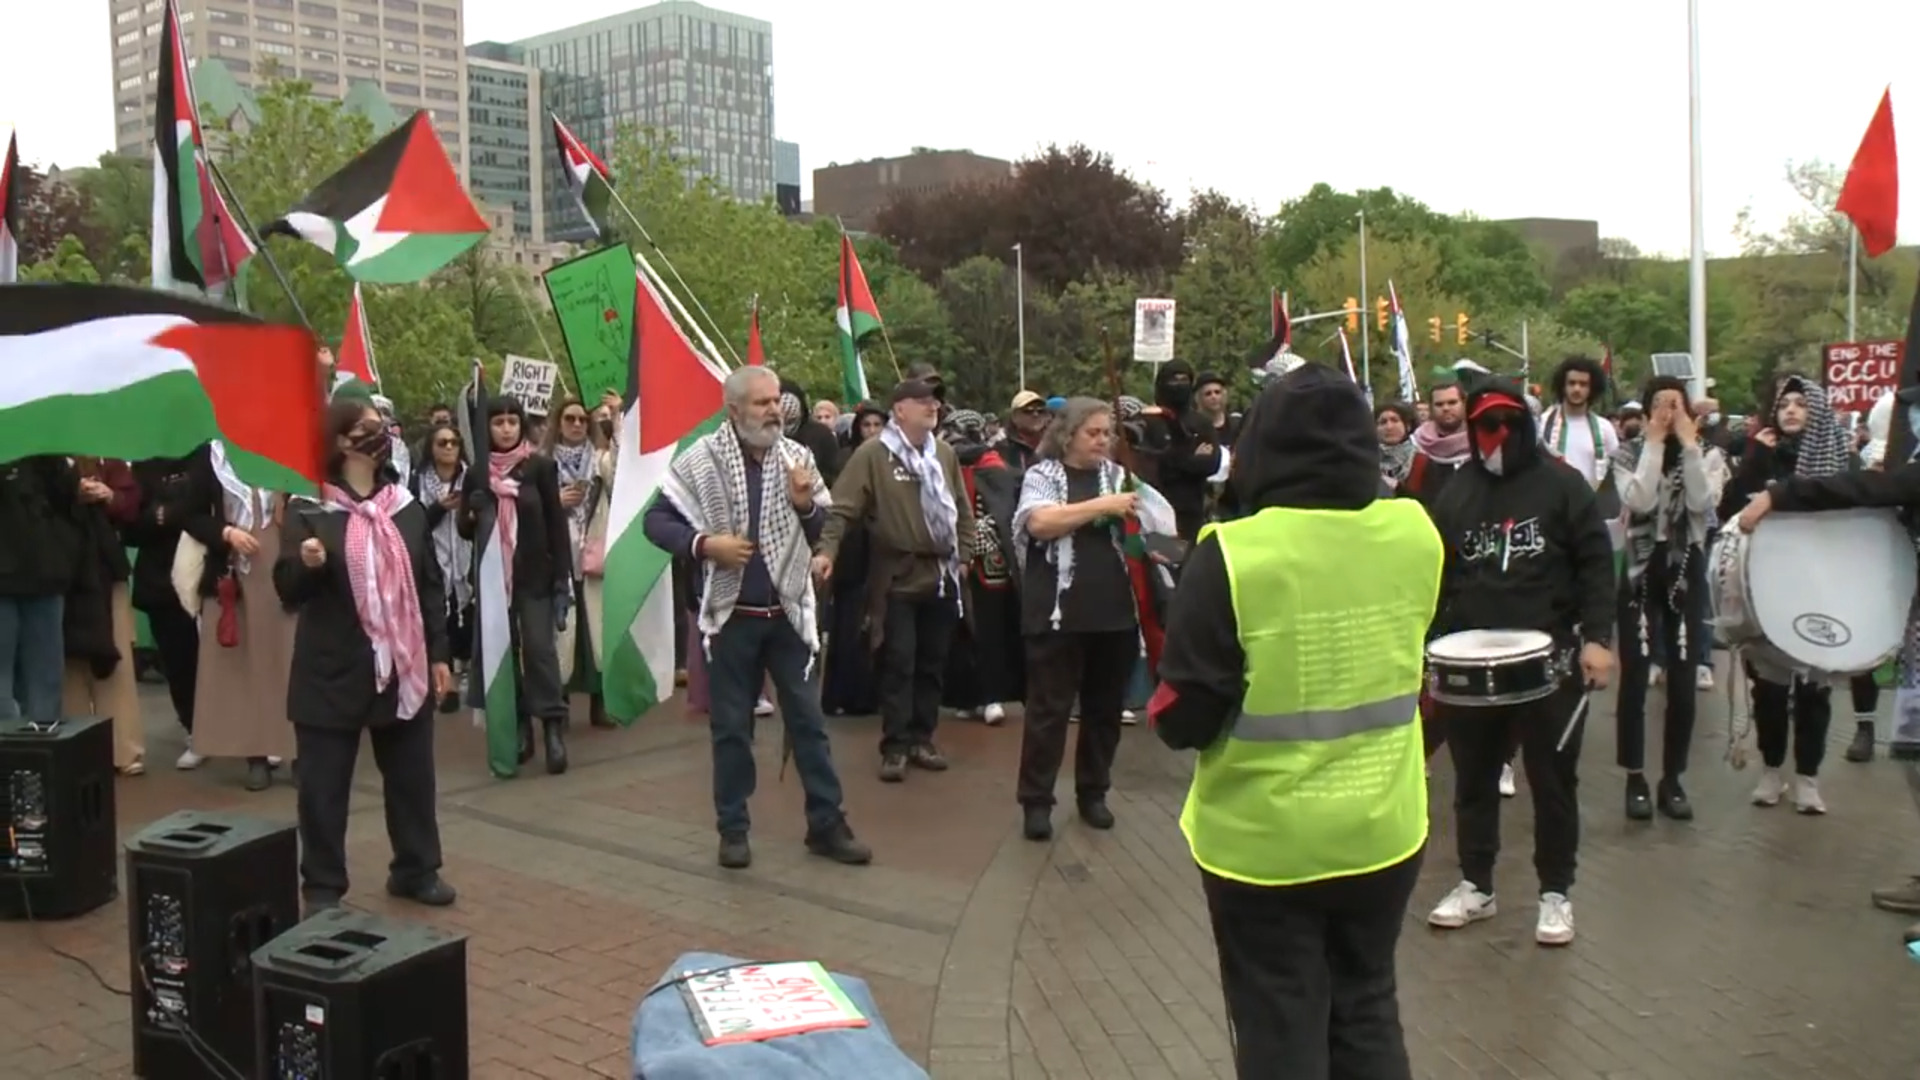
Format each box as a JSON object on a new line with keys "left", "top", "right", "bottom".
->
{"left": 1179, "top": 500, "right": 1443, "bottom": 888}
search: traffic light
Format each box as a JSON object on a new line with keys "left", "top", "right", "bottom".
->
{"left": 1375, "top": 297, "right": 1389, "bottom": 331}
{"left": 1344, "top": 297, "right": 1359, "bottom": 333}
{"left": 1428, "top": 316, "right": 1442, "bottom": 343}
{"left": 1455, "top": 312, "right": 1470, "bottom": 345}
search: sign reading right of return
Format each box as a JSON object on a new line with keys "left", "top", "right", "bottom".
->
{"left": 1822, "top": 340, "right": 1904, "bottom": 416}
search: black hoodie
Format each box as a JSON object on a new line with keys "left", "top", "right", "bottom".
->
{"left": 1153, "top": 364, "right": 1392, "bottom": 751}
{"left": 1139, "top": 360, "right": 1223, "bottom": 539}
{"left": 1426, "top": 375, "right": 1614, "bottom": 649}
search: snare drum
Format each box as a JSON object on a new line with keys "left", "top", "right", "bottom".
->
{"left": 1426, "top": 629, "right": 1564, "bottom": 707}
{"left": 1710, "top": 509, "right": 1915, "bottom": 678}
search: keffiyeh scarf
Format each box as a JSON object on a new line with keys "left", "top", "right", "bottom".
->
{"left": 1379, "top": 439, "right": 1416, "bottom": 488}
{"left": 320, "top": 482, "right": 429, "bottom": 720}
{"left": 210, "top": 441, "right": 274, "bottom": 573}
{"left": 552, "top": 439, "right": 596, "bottom": 554}
{"left": 659, "top": 428, "right": 829, "bottom": 654}
{"left": 1013, "top": 458, "right": 1178, "bottom": 630}
{"left": 1610, "top": 435, "right": 1702, "bottom": 610}
{"left": 488, "top": 441, "right": 535, "bottom": 596}
{"left": 878, "top": 421, "right": 963, "bottom": 604}
{"left": 415, "top": 465, "right": 472, "bottom": 610}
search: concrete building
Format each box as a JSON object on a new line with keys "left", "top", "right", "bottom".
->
{"left": 108, "top": 0, "right": 468, "bottom": 179}
{"left": 509, "top": 1, "right": 777, "bottom": 213}
{"left": 812, "top": 149, "right": 1014, "bottom": 232}
{"left": 466, "top": 43, "right": 545, "bottom": 241}
{"left": 773, "top": 138, "right": 800, "bottom": 217}
{"left": 476, "top": 202, "right": 576, "bottom": 279}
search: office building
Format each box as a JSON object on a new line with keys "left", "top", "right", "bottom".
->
{"left": 773, "top": 138, "right": 800, "bottom": 217}
{"left": 812, "top": 150, "right": 1014, "bottom": 232}
{"left": 466, "top": 43, "right": 545, "bottom": 241}
{"left": 107, "top": 0, "right": 468, "bottom": 179}
{"left": 509, "top": 1, "right": 777, "bottom": 219}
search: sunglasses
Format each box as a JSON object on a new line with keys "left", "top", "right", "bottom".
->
{"left": 434, "top": 438, "right": 459, "bottom": 449}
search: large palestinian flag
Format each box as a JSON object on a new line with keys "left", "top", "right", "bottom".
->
{"left": 0, "top": 132, "right": 19, "bottom": 284}
{"left": 836, "top": 234, "right": 881, "bottom": 404}
{"left": 152, "top": 0, "right": 255, "bottom": 296}
{"left": 599, "top": 271, "right": 724, "bottom": 722}
{"left": 265, "top": 112, "right": 488, "bottom": 283}
{"left": 0, "top": 284, "right": 323, "bottom": 489}
{"left": 551, "top": 113, "right": 613, "bottom": 236}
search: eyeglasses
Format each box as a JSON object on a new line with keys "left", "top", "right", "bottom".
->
{"left": 562, "top": 414, "right": 588, "bottom": 424}
{"left": 1018, "top": 405, "right": 1048, "bottom": 416}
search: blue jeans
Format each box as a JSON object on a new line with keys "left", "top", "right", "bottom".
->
{"left": 706, "top": 613, "right": 846, "bottom": 838}
{"left": 0, "top": 594, "right": 65, "bottom": 723}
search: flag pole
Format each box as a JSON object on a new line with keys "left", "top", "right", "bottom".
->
{"left": 601, "top": 185, "right": 742, "bottom": 367}
{"left": 1685, "top": 0, "right": 1709, "bottom": 403}
{"left": 205, "top": 157, "right": 311, "bottom": 330}
{"left": 1847, "top": 227, "right": 1859, "bottom": 341}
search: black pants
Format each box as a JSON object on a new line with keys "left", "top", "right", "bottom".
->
{"left": 1444, "top": 676, "right": 1584, "bottom": 896}
{"left": 875, "top": 591, "right": 958, "bottom": 756}
{"left": 1203, "top": 849, "right": 1423, "bottom": 1080}
{"left": 1614, "top": 555, "right": 1700, "bottom": 776}
{"left": 143, "top": 602, "right": 199, "bottom": 733}
{"left": 513, "top": 592, "right": 567, "bottom": 724}
{"left": 1017, "top": 630, "right": 1136, "bottom": 808}
{"left": 1750, "top": 666, "right": 1833, "bottom": 776}
{"left": 292, "top": 717, "right": 443, "bottom": 901}
{"left": 1852, "top": 672, "right": 1880, "bottom": 716}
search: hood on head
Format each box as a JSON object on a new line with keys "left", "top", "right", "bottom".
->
{"left": 1228, "top": 363, "right": 1379, "bottom": 512}
{"left": 1154, "top": 359, "right": 1196, "bottom": 411}
{"left": 850, "top": 402, "right": 888, "bottom": 446}
{"left": 777, "top": 376, "right": 809, "bottom": 435}
{"left": 1462, "top": 374, "right": 1540, "bottom": 475}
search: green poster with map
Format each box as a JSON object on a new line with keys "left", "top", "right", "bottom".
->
{"left": 542, "top": 244, "right": 639, "bottom": 400}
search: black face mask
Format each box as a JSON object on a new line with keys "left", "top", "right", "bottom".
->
{"left": 598, "top": 418, "right": 615, "bottom": 439}
{"left": 1163, "top": 381, "right": 1194, "bottom": 409}
{"left": 349, "top": 427, "right": 392, "bottom": 464}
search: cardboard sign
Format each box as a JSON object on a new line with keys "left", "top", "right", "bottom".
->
{"left": 1133, "top": 298, "right": 1176, "bottom": 363}
{"left": 500, "top": 355, "right": 560, "bottom": 416}
{"left": 677, "top": 962, "right": 870, "bottom": 1047}
{"left": 1823, "top": 340, "right": 1903, "bottom": 415}
{"left": 544, "top": 244, "right": 639, "bottom": 402}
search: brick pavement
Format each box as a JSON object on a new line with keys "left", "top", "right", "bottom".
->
{"left": 6, "top": 653, "right": 1920, "bottom": 1079}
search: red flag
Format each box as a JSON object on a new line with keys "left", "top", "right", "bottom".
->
{"left": 1270, "top": 288, "right": 1282, "bottom": 337}
{"left": 335, "top": 283, "right": 378, "bottom": 387}
{"left": 746, "top": 298, "right": 765, "bottom": 366}
{"left": 1838, "top": 88, "right": 1900, "bottom": 258}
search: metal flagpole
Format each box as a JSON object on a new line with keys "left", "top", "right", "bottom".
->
{"left": 603, "top": 185, "right": 742, "bottom": 368}
{"left": 1013, "top": 242, "right": 1026, "bottom": 390}
{"left": 1357, "top": 209, "right": 1370, "bottom": 392}
{"left": 1848, "top": 227, "right": 1860, "bottom": 340}
{"left": 1685, "top": 0, "right": 1709, "bottom": 403}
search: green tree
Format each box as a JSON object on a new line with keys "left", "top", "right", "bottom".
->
{"left": 21, "top": 235, "right": 102, "bottom": 284}
{"left": 1173, "top": 207, "right": 1269, "bottom": 380}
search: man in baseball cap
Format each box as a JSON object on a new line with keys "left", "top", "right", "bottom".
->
{"left": 1003, "top": 390, "right": 1050, "bottom": 471}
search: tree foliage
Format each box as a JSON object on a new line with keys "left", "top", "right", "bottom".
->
{"left": 11, "top": 77, "right": 1906, "bottom": 421}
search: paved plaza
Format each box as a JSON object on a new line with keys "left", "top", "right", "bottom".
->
{"left": 5, "top": 655, "right": 1920, "bottom": 1079}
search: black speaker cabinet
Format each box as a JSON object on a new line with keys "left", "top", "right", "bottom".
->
{"left": 0, "top": 715, "right": 116, "bottom": 919}
{"left": 252, "top": 908, "right": 469, "bottom": 1080}
{"left": 127, "top": 811, "right": 299, "bottom": 1080}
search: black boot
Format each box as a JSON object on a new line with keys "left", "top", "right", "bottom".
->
{"left": 1845, "top": 722, "right": 1876, "bottom": 763}
{"left": 516, "top": 717, "right": 535, "bottom": 766}
{"left": 542, "top": 718, "right": 568, "bottom": 775}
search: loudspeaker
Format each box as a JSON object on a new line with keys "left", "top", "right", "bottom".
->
{"left": 252, "top": 908, "right": 469, "bottom": 1080}
{"left": 0, "top": 715, "right": 117, "bottom": 919}
{"left": 126, "top": 811, "right": 299, "bottom": 1080}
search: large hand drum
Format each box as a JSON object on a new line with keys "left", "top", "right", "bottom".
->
{"left": 1712, "top": 509, "right": 1915, "bottom": 676}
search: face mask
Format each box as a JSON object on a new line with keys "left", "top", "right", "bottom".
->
{"left": 350, "top": 428, "right": 392, "bottom": 464}
{"left": 1481, "top": 448, "right": 1505, "bottom": 476}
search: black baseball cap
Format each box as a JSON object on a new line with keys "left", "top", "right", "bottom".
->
{"left": 890, "top": 379, "right": 939, "bottom": 404}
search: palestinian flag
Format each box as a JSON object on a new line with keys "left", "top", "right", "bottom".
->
{"left": 552, "top": 113, "right": 614, "bottom": 236}
{"left": 836, "top": 234, "right": 881, "bottom": 404}
{"left": 460, "top": 356, "right": 524, "bottom": 775}
{"left": 0, "top": 132, "right": 18, "bottom": 284}
{"left": 746, "top": 296, "right": 766, "bottom": 366}
{"left": 601, "top": 270, "right": 724, "bottom": 723}
{"left": 0, "top": 283, "right": 322, "bottom": 490}
{"left": 1116, "top": 471, "right": 1180, "bottom": 679}
{"left": 335, "top": 282, "right": 379, "bottom": 387}
{"left": 264, "top": 112, "right": 488, "bottom": 283}
{"left": 152, "top": 0, "right": 255, "bottom": 296}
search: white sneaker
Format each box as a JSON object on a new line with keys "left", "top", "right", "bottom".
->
{"left": 1427, "top": 881, "right": 1497, "bottom": 929}
{"left": 1499, "top": 762, "right": 1517, "bottom": 798}
{"left": 1696, "top": 667, "right": 1715, "bottom": 691}
{"left": 1649, "top": 665, "right": 1664, "bottom": 687}
{"left": 175, "top": 741, "right": 205, "bottom": 770}
{"left": 754, "top": 697, "right": 775, "bottom": 718}
{"left": 1751, "top": 768, "right": 1787, "bottom": 806}
{"left": 1535, "top": 892, "right": 1575, "bottom": 946}
{"left": 1792, "top": 775, "right": 1827, "bottom": 815}
{"left": 981, "top": 703, "right": 1006, "bottom": 726}
{"left": 1121, "top": 710, "right": 1138, "bottom": 726}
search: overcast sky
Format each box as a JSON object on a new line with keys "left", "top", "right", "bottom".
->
{"left": 4, "top": 0, "right": 1914, "bottom": 258}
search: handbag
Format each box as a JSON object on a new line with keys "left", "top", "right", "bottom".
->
{"left": 170, "top": 533, "right": 206, "bottom": 617}
{"left": 215, "top": 574, "right": 241, "bottom": 648}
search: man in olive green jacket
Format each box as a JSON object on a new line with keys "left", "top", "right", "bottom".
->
{"left": 816, "top": 379, "right": 976, "bottom": 782}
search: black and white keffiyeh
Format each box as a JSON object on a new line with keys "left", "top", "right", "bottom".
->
{"left": 1779, "top": 379, "right": 1851, "bottom": 479}
{"left": 878, "top": 421, "right": 963, "bottom": 604}
{"left": 415, "top": 464, "right": 473, "bottom": 610}
{"left": 1012, "top": 458, "right": 1178, "bottom": 629}
{"left": 552, "top": 439, "right": 596, "bottom": 553}
{"left": 659, "top": 427, "right": 830, "bottom": 654}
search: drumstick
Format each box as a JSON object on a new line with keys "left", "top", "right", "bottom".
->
{"left": 1555, "top": 688, "right": 1593, "bottom": 753}
{"left": 1501, "top": 519, "right": 1514, "bottom": 573}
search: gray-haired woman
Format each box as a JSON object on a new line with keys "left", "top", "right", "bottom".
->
{"left": 1011, "top": 398, "right": 1143, "bottom": 841}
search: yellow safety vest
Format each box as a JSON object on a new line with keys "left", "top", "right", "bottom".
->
{"left": 1179, "top": 500, "right": 1443, "bottom": 887}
